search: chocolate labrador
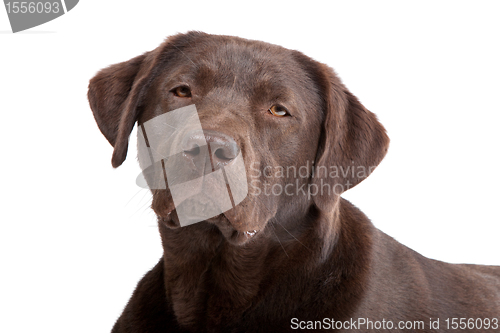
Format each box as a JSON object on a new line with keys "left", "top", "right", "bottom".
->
{"left": 88, "top": 32, "right": 500, "bottom": 332}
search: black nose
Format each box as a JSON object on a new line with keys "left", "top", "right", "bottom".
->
{"left": 182, "top": 130, "right": 240, "bottom": 171}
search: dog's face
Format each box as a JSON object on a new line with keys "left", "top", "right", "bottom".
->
{"left": 88, "top": 32, "right": 389, "bottom": 245}
{"left": 137, "top": 35, "right": 324, "bottom": 244}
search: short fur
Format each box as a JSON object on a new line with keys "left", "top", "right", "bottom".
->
{"left": 88, "top": 32, "right": 500, "bottom": 332}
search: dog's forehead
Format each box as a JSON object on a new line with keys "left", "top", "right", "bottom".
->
{"left": 196, "top": 40, "right": 288, "bottom": 71}
{"left": 170, "top": 37, "right": 309, "bottom": 92}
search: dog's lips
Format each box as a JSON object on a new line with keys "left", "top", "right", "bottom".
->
{"left": 160, "top": 208, "right": 259, "bottom": 243}
{"left": 159, "top": 209, "right": 180, "bottom": 228}
{"left": 208, "top": 213, "right": 258, "bottom": 234}
{"left": 244, "top": 230, "right": 258, "bottom": 237}
{"left": 208, "top": 213, "right": 260, "bottom": 244}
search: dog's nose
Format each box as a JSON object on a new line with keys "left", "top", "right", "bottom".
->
{"left": 182, "top": 130, "right": 240, "bottom": 171}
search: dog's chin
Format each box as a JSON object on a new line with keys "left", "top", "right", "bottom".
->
{"left": 159, "top": 210, "right": 260, "bottom": 246}
{"left": 207, "top": 214, "right": 260, "bottom": 245}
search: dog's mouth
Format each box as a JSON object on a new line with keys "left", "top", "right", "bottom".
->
{"left": 159, "top": 207, "right": 260, "bottom": 245}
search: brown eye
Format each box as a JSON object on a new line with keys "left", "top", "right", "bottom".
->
{"left": 268, "top": 105, "right": 289, "bottom": 117}
{"left": 172, "top": 86, "right": 192, "bottom": 98}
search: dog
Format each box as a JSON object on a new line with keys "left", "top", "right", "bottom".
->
{"left": 88, "top": 31, "right": 500, "bottom": 332}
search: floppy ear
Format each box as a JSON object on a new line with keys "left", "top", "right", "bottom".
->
{"left": 88, "top": 32, "right": 208, "bottom": 168}
{"left": 295, "top": 54, "right": 390, "bottom": 210}
{"left": 88, "top": 52, "right": 154, "bottom": 167}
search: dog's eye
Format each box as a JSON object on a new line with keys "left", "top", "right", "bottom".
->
{"left": 172, "top": 86, "right": 192, "bottom": 98}
{"left": 268, "top": 105, "right": 289, "bottom": 117}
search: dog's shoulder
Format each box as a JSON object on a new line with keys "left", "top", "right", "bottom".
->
{"left": 111, "top": 258, "right": 180, "bottom": 333}
{"left": 360, "top": 219, "right": 500, "bottom": 320}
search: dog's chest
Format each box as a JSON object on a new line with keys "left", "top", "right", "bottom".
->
{"left": 165, "top": 247, "right": 267, "bottom": 331}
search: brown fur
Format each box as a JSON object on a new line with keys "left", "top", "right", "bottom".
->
{"left": 88, "top": 32, "right": 500, "bottom": 332}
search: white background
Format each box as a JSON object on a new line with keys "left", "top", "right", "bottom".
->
{"left": 1, "top": 1, "right": 499, "bottom": 332}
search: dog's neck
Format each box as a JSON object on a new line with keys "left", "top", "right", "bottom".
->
{"left": 159, "top": 198, "right": 373, "bottom": 330}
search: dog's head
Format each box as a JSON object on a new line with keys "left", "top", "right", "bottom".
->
{"left": 88, "top": 32, "right": 389, "bottom": 245}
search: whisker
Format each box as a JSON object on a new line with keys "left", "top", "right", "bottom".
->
{"left": 273, "top": 218, "right": 312, "bottom": 252}
{"left": 126, "top": 189, "right": 152, "bottom": 218}
{"left": 269, "top": 222, "right": 289, "bottom": 258}
{"left": 125, "top": 188, "right": 147, "bottom": 207}
{"left": 256, "top": 198, "right": 312, "bottom": 252}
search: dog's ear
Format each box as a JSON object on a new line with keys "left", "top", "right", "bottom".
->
{"left": 88, "top": 32, "right": 208, "bottom": 168}
{"left": 294, "top": 53, "right": 390, "bottom": 210}
{"left": 88, "top": 52, "right": 154, "bottom": 167}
